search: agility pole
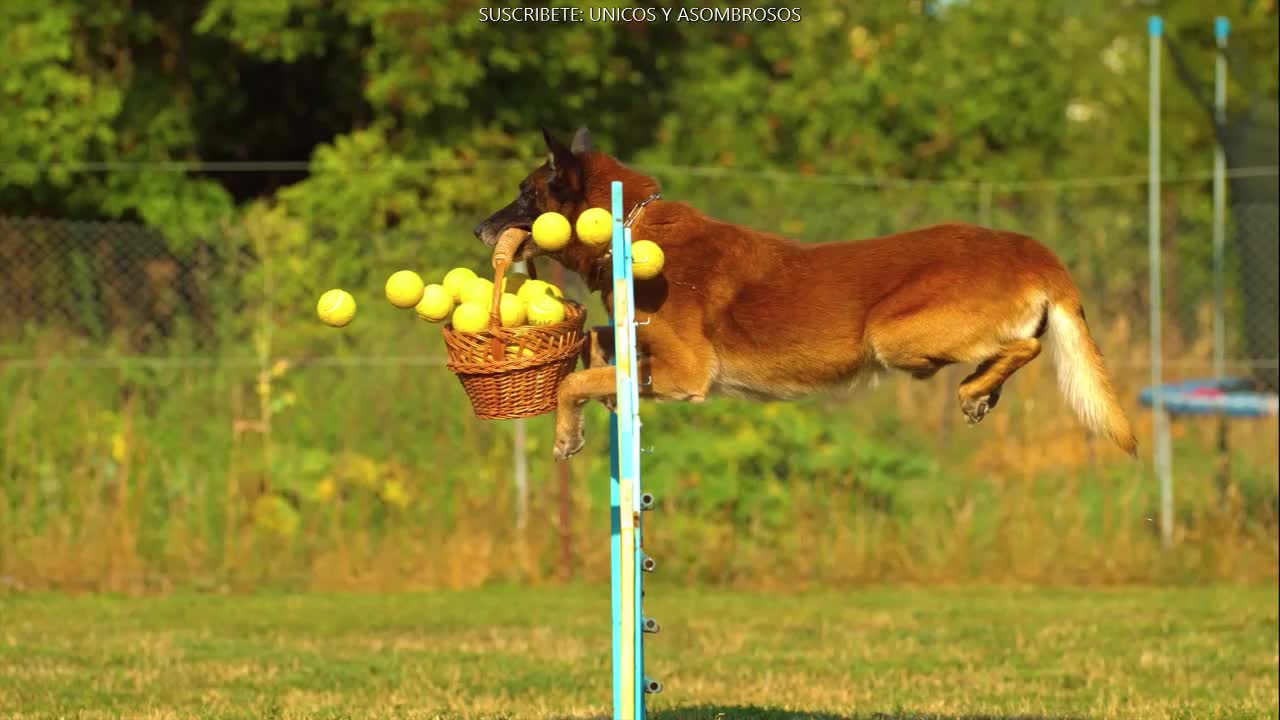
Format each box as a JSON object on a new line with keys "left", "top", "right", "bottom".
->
{"left": 609, "top": 180, "right": 660, "bottom": 719}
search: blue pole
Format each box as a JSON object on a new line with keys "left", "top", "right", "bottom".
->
{"left": 622, "top": 223, "right": 645, "bottom": 720}
{"left": 608, "top": 183, "right": 625, "bottom": 718}
{"left": 608, "top": 411, "right": 622, "bottom": 716}
{"left": 609, "top": 181, "right": 650, "bottom": 718}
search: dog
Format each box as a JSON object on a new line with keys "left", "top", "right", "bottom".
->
{"left": 473, "top": 128, "right": 1138, "bottom": 462}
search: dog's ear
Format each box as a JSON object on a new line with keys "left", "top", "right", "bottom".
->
{"left": 542, "top": 127, "right": 576, "bottom": 175}
{"left": 571, "top": 127, "right": 593, "bottom": 154}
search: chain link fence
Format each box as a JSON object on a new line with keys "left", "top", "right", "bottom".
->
{"left": 3, "top": 167, "right": 1275, "bottom": 375}
{"left": 1, "top": 166, "right": 1276, "bottom": 591}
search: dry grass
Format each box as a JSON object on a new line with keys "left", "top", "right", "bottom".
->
{"left": 1, "top": 584, "right": 1276, "bottom": 719}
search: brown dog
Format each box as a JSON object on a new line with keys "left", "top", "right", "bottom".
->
{"left": 473, "top": 128, "right": 1137, "bottom": 461}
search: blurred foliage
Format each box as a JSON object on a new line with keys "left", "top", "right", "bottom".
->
{"left": 1, "top": 1, "right": 1278, "bottom": 590}
{"left": 4, "top": 0, "right": 1277, "bottom": 230}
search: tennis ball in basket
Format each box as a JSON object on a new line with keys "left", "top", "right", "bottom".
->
{"left": 415, "top": 284, "right": 454, "bottom": 322}
{"left": 442, "top": 267, "right": 477, "bottom": 302}
{"left": 385, "top": 270, "right": 425, "bottom": 308}
{"left": 497, "top": 293, "right": 527, "bottom": 328}
{"left": 506, "top": 344, "right": 535, "bottom": 358}
{"left": 516, "top": 279, "right": 549, "bottom": 304}
{"left": 516, "top": 279, "right": 563, "bottom": 304}
{"left": 451, "top": 302, "right": 490, "bottom": 333}
{"left": 631, "top": 240, "right": 665, "bottom": 280}
{"left": 575, "top": 207, "right": 613, "bottom": 246}
{"left": 459, "top": 277, "right": 496, "bottom": 309}
{"left": 316, "top": 289, "right": 356, "bottom": 327}
{"left": 526, "top": 295, "right": 566, "bottom": 326}
{"left": 531, "top": 212, "right": 572, "bottom": 250}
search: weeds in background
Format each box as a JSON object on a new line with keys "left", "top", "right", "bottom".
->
{"left": 2, "top": 305, "right": 1275, "bottom": 593}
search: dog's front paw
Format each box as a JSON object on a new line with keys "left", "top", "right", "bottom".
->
{"left": 553, "top": 425, "right": 586, "bottom": 461}
{"left": 962, "top": 396, "right": 990, "bottom": 425}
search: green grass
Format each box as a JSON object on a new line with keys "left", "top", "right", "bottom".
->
{"left": 1, "top": 584, "right": 1276, "bottom": 719}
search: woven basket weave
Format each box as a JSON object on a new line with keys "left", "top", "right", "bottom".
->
{"left": 441, "top": 229, "right": 588, "bottom": 420}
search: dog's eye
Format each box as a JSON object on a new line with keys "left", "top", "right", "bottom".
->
{"left": 547, "top": 177, "right": 573, "bottom": 202}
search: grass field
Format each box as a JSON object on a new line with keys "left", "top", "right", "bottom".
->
{"left": 1, "top": 584, "right": 1276, "bottom": 720}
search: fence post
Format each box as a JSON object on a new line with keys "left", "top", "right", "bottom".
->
{"left": 1149, "top": 15, "right": 1174, "bottom": 549}
{"left": 1212, "top": 16, "right": 1232, "bottom": 507}
{"left": 512, "top": 261, "right": 530, "bottom": 536}
{"left": 1212, "top": 17, "right": 1229, "bottom": 381}
{"left": 551, "top": 262, "right": 574, "bottom": 580}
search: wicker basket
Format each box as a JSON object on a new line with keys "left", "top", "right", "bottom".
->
{"left": 441, "top": 229, "right": 588, "bottom": 420}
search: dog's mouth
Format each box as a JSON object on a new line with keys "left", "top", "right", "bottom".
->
{"left": 481, "top": 221, "right": 531, "bottom": 247}
{"left": 488, "top": 223, "right": 539, "bottom": 262}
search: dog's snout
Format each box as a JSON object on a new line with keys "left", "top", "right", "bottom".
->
{"left": 472, "top": 223, "right": 485, "bottom": 239}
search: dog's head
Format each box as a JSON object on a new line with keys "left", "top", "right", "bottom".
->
{"left": 472, "top": 127, "right": 598, "bottom": 253}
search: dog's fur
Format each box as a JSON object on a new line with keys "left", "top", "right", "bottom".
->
{"left": 474, "top": 128, "right": 1138, "bottom": 461}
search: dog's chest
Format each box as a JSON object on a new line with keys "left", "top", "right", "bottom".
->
{"left": 708, "top": 354, "right": 882, "bottom": 402}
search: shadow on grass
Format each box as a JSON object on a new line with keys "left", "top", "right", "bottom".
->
{"left": 570, "top": 706, "right": 1082, "bottom": 720}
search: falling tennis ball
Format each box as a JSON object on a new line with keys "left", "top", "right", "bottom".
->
{"left": 498, "top": 293, "right": 527, "bottom": 328}
{"left": 631, "top": 240, "right": 665, "bottom": 280}
{"left": 414, "top": 284, "right": 454, "bottom": 323}
{"left": 316, "top": 289, "right": 356, "bottom": 327}
{"left": 385, "top": 270, "right": 425, "bottom": 308}
{"left": 575, "top": 207, "right": 613, "bottom": 246}
{"left": 442, "top": 267, "right": 478, "bottom": 302}
{"left": 531, "top": 212, "right": 572, "bottom": 250}
{"left": 503, "top": 272, "right": 531, "bottom": 297}
{"left": 526, "top": 294, "right": 566, "bottom": 326}
{"left": 451, "top": 302, "right": 490, "bottom": 333}
{"left": 459, "top": 277, "right": 496, "bottom": 309}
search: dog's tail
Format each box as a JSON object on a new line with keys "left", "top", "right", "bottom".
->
{"left": 1043, "top": 299, "right": 1137, "bottom": 456}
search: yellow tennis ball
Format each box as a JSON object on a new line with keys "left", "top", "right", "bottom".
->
{"left": 516, "top": 279, "right": 553, "bottom": 304}
{"left": 442, "top": 267, "right": 478, "bottom": 302}
{"left": 631, "top": 240, "right": 665, "bottom": 280}
{"left": 575, "top": 207, "right": 613, "bottom": 246}
{"left": 415, "top": 284, "right": 454, "bottom": 322}
{"left": 385, "top": 270, "right": 425, "bottom": 308}
{"left": 545, "top": 283, "right": 564, "bottom": 299}
{"left": 451, "top": 302, "right": 490, "bottom": 333}
{"left": 498, "top": 293, "right": 527, "bottom": 328}
{"left": 316, "top": 289, "right": 356, "bottom": 327}
{"left": 526, "top": 294, "right": 566, "bottom": 326}
{"left": 459, "top": 277, "right": 496, "bottom": 309}
{"left": 505, "top": 344, "right": 535, "bottom": 358}
{"left": 531, "top": 212, "right": 572, "bottom": 250}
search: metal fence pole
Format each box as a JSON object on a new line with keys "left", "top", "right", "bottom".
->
{"left": 1149, "top": 16, "right": 1173, "bottom": 549}
{"left": 1212, "top": 17, "right": 1230, "bottom": 380}
{"left": 512, "top": 260, "right": 529, "bottom": 534}
{"left": 1211, "top": 16, "right": 1233, "bottom": 508}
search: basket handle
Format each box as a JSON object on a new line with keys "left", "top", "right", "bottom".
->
{"left": 487, "top": 228, "right": 530, "bottom": 360}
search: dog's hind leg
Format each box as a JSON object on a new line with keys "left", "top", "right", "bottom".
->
{"left": 957, "top": 338, "right": 1041, "bottom": 425}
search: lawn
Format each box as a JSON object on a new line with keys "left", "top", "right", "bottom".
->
{"left": 1, "top": 584, "right": 1275, "bottom": 719}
